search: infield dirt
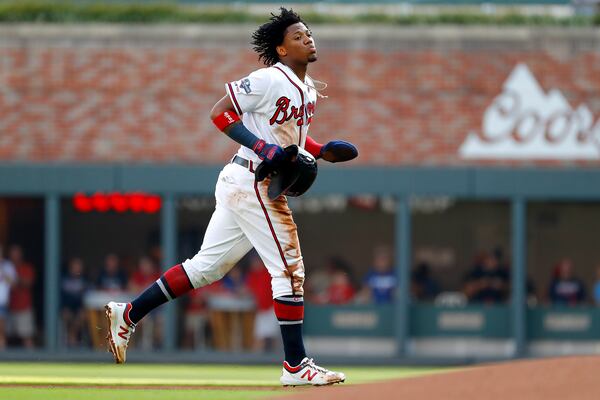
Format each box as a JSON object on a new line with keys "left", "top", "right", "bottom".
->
{"left": 274, "top": 355, "right": 600, "bottom": 400}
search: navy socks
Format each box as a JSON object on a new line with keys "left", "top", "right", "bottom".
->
{"left": 274, "top": 295, "right": 307, "bottom": 366}
{"left": 128, "top": 264, "right": 193, "bottom": 324}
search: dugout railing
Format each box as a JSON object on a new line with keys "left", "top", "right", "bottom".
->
{"left": 1, "top": 164, "right": 599, "bottom": 361}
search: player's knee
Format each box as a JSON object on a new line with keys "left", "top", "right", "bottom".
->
{"left": 271, "top": 273, "right": 303, "bottom": 298}
{"left": 181, "top": 262, "right": 219, "bottom": 288}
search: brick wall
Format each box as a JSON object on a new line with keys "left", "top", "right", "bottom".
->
{"left": 1, "top": 25, "right": 599, "bottom": 165}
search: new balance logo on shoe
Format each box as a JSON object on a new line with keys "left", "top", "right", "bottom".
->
{"left": 301, "top": 369, "right": 318, "bottom": 382}
{"left": 118, "top": 325, "right": 129, "bottom": 341}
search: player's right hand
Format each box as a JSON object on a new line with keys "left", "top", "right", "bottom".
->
{"left": 253, "top": 139, "right": 286, "bottom": 167}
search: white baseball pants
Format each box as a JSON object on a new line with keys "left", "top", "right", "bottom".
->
{"left": 182, "top": 161, "right": 305, "bottom": 298}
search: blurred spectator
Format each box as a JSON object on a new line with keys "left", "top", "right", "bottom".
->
{"left": 525, "top": 277, "right": 538, "bottom": 306}
{"left": 221, "top": 267, "right": 248, "bottom": 296}
{"left": 548, "top": 258, "right": 586, "bottom": 306}
{"left": 488, "top": 247, "right": 539, "bottom": 305}
{"left": 306, "top": 256, "right": 354, "bottom": 305}
{"left": 60, "top": 257, "right": 88, "bottom": 347}
{"left": 148, "top": 244, "right": 163, "bottom": 268}
{"left": 96, "top": 253, "right": 127, "bottom": 293}
{"left": 128, "top": 256, "right": 160, "bottom": 294}
{"left": 593, "top": 265, "right": 600, "bottom": 306}
{"left": 129, "top": 256, "right": 162, "bottom": 350}
{"left": 182, "top": 282, "right": 222, "bottom": 349}
{"left": 245, "top": 254, "right": 278, "bottom": 352}
{"left": 0, "top": 245, "right": 16, "bottom": 349}
{"left": 304, "top": 257, "right": 336, "bottom": 304}
{"left": 463, "top": 251, "right": 509, "bottom": 304}
{"left": 326, "top": 262, "right": 355, "bottom": 305}
{"left": 411, "top": 262, "right": 440, "bottom": 302}
{"left": 206, "top": 267, "right": 254, "bottom": 351}
{"left": 358, "top": 246, "right": 397, "bottom": 304}
{"left": 8, "top": 245, "right": 36, "bottom": 349}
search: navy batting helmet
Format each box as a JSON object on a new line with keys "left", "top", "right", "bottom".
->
{"left": 255, "top": 145, "right": 318, "bottom": 200}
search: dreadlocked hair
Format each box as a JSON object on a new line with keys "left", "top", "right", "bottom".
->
{"left": 251, "top": 8, "right": 307, "bottom": 67}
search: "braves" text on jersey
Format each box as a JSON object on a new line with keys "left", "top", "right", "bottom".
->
{"left": 270, "top": 96, "right": 315, "bottom": 127}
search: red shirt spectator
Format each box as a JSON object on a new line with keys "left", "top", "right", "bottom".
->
{"left": 129, "top": 256, "right": 160, "bottom": 293}
{"left": 327, "top": 270, "right": 355, "bottom": 305}
{"left": 187, "top": 281, "right": 223, "bottom": 313}
{"left": 7, "top": 245, "right": 36, "bottom": 348}
{"left": 246, "top": 265, "right": 272, "bottom": 311}
{"left": 9, "top": 246, "right": 35, "bottom": 312}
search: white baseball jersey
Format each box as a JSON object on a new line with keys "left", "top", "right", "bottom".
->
{"left": 182, "top": 62, "right": 318, "bottom": 299}
{"left": 225, "top": 62, "right": 317, "bottom": 162}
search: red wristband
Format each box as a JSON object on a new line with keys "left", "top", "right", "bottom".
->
{"left": 304, "top": 135, "right": 323, "bottom": 158}
{"left": 212, "top": 111, "right": 240, "bottom": 132}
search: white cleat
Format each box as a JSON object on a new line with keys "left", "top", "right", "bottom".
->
{"left": 105, "top": 301, "right": 135, "bottom": 364}
{"left": 280, "top": 357, "right": 346, "bottom": 386}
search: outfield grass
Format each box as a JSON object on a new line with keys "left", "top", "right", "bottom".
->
{"left": 0, "top": 387, "right": 277, "bottom": 400}
{"left": 0, "top": 362, "right": 447, "bottom": 400}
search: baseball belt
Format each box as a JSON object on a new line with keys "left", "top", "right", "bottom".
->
{"left": 231, "top": 155, "right": 255, "bottom": 173}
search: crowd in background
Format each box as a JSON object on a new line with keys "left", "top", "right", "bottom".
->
{"left": 57, "top": 250, "right": 280, "bottom": 351}
{"left": 300, "top": 247, "right": 596, "bottom": 309}
{"left": 0, "top": 244, "right": 36, "bottom": 350}
{"left": 1, "top": 241, "right": 600, "bottom": 350}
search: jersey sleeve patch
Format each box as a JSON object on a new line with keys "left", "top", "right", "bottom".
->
{"left": 226, "top": 68, "right": 272, "bottom": 115}
{"left": 238, "top": 78, "right": 252, "bottom": 94}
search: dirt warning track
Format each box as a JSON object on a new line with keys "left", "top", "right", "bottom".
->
{"left": 274, "top": 356, "right": 600, "bottom": 400}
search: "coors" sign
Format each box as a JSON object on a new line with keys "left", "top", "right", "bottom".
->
{"left": 459, "top": 64, "right": 600, "bottom": 160}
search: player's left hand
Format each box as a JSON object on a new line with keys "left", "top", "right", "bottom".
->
{"left": 319, "top": 140, "right": 358, "bottom": 163}
{"left": 255, "top": 143, "right": 296, "bottom": 182}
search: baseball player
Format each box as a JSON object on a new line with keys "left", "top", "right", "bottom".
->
{"left": 106, "top": 8, "right": 357, "bottom": 386}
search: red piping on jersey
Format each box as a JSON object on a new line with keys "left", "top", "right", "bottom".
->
{"left": 273, "top": 66, "right": 305, "bottom": 146}
{"left": 254, "top": 180, "right": 289, "bottom": 271}
{"left": 227, "top": 83, "right": 243, "bottom": 115}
